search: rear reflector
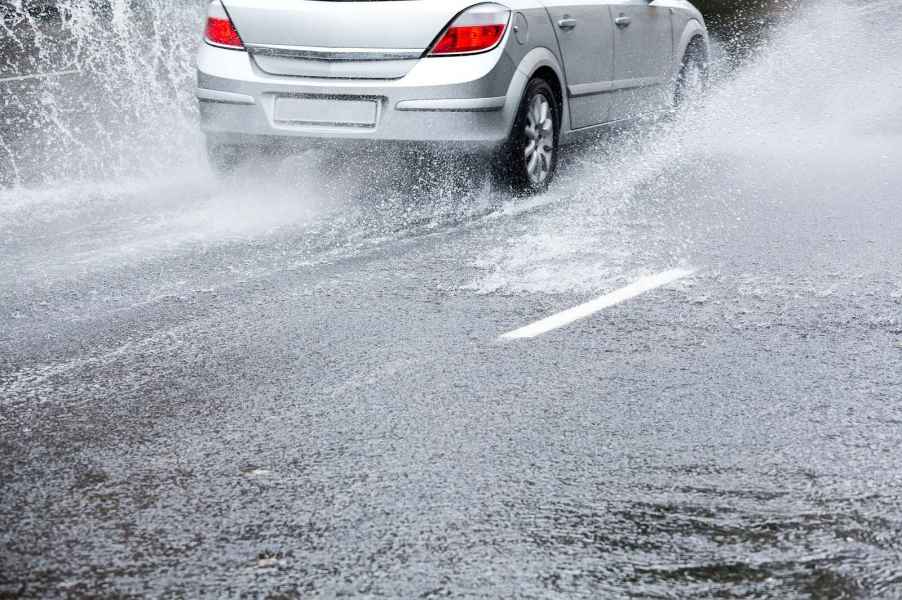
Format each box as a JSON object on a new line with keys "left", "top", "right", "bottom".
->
{"left": 431, "top": 24, "right": 506, "bottom": 55}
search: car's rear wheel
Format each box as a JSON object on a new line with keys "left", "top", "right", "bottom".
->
{"left": 675, "top": 40, "right": 708, "bottom": 109}
{"left": 493, "top": 77, "right": 560, "bottom": 196}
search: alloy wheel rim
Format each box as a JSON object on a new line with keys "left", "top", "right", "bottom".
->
{"left": 524, "top": 94, "right": 554, "bottom": 185}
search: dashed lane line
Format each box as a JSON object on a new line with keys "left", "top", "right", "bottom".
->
{"left": 499, "top": 268, "right": 697, "bottom": 340}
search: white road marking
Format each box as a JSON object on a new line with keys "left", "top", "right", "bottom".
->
{"left": 0, "top": 69, "right": 80, "bottom": 84}
{"left": 499, "top": 268, "right": 696, "bottom": 340}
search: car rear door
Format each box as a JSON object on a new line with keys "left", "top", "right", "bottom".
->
{"left": 220, "top": 0, "right": 479, "bottom": 79}
{"left": 540, "top": 0, "right": 616, "bottom": 129}
{"left": 608, "top": 0, "right": 674, "bottom": 119}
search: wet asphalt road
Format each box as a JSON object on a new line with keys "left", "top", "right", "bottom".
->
{"left": 2, "top": 2, "right": 902, "bottom": 598}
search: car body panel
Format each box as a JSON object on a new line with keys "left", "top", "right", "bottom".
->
{"left": 221, "top": 0, "right": 487, "bottom": 79}
{"left": 197, "top": 0, "right": 708, "bottom": 149}
{"left": 197, "top": 40, "right": 522, "bottom": 146}
{"left": 220, "top": 0, "right": 483, "bottom": 49}
{"left": 609, "top": 0, "right": 675, "bottom": 119}
{"left": 540, "top": 0, "right": 617, "bottom": 129}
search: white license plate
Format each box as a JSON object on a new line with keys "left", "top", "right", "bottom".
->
{"left": 274, "top": 96, "right": 378, "bottom": 127}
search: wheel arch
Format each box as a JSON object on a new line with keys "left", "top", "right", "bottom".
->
{"left": 675, "top": 19, "right": 709, "bottom": 72}
{"left": 503, "top": 47, "right": 569, "bottom": 137}
{"left": 532, "top": 65, "right": 564, "bottom": 122}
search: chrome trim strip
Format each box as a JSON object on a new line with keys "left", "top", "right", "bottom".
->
{"left": 272, "top": 119, "right": 377, "bottom": 130}
{"left": 246, "top": 44, "right": 424, "bottom": 62}
{"left": 196, "top": 88, "right": 255, "bottom": 105}
{"left": 395, "top": 97, "right": 507, "bottom": 113}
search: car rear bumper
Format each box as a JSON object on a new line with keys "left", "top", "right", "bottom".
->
{"left": 196, "top": 42, "right": 525, "bottom": 149}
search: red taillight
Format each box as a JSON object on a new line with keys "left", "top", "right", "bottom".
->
{"left": 431, "top": 24, "right": 506, "bottom": 55}
{"left": 429, "top": 4, "right": 510, "bottom": 56}
{"left": 205, "top": 16, "right": 243, "bottom": 49}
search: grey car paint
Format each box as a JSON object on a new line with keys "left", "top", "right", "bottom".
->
{"left": 198, "top": 0, "right": 707, "bottom": 148}
{"left": 541, "top": 0, "right": 617, "bottom": 129}
{"left": 610, "top": 0, "right": 676, "bottom": 118}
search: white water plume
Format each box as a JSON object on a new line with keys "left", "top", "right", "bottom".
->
{"left": 0, "top": 0, "right": 204, "bottom": 187}
{"left": 471, "top": 0, "right": 902, "bottom": 295}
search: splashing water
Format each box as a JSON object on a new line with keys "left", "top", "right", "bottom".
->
{"left": 1, "top": 0, "right": 900, "bottom": 297}
{"left": 2, "top": 4, "right": 902, "bottom": 597}
{"left": 0, "top": 0, "right": 204, "bottom": 187}
{"left": 470, "top": 0, "right": 902, "bottom": 294}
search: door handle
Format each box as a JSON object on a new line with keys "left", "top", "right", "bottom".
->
{"left": 557, "top": 17, "right": 577, "bottom": 31}
{"left": 615, "top": 15, "right": 632, "bottom": 28}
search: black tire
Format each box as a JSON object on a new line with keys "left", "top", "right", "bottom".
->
{"left": 674, "top": 40, "right": 709, "bottom": 109}
{"left": 492, "top": 77, "right": 561, "bottom": 196}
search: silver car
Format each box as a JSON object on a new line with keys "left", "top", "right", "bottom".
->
{"left": 197, "top": 0, "right": 708, "bottom": 194}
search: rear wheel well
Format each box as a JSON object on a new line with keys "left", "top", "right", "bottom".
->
{"left": 685, "top": 35, "right": 708, "bottom": 64}
{"left": 531, "top": 66, "right": 564, "bottom": 120}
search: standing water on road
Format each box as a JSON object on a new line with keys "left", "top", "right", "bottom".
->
{"left": 2, "top": 1, "right": 902, "bottom": 598}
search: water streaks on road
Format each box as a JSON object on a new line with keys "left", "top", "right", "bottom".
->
{"left": 2, "top": 1, "right": 902, "bottom": 598}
